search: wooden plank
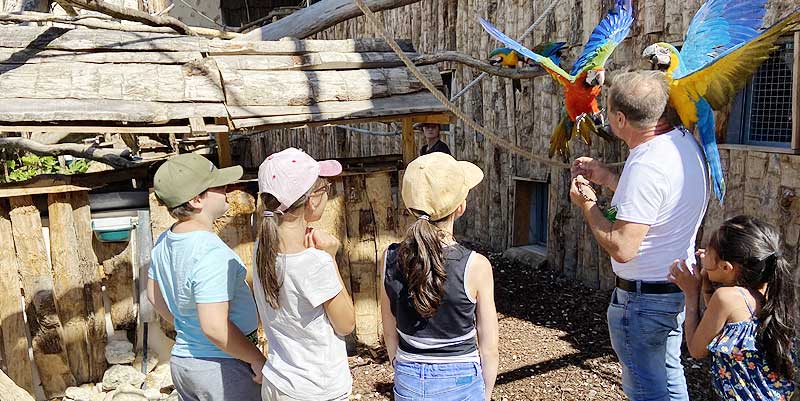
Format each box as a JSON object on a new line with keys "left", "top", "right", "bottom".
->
{"left": 189, "top": 117, "right": 208, "bottom": 136}
{"left": 211, "top": 52, "right": 420, "bottom": 71}
{"left": 0, "top": 99, "right": 227, "bottom": 123}
{"left": 232, "top": 103, "right": 447, "bottom": 130}
{"left": 0, "top": 48, "right": 203, "bottom": 64}
{"left": 364, "top": 172, "right": 401, "bottom": 341}
{"left": 402, "top": 118, "right": 415, "bottom": 166}
{"left": 8, "top": 195, "right": 75, "bottom": 399}
{"left": 226, "top": 92, "right": 445, "bottom": 119}
{"left": 47, "top": 192, "right": 92, "bottom": 384}
{"left": 0, "top": 200, "right": 33, "bottom": 394}
{"left": 411, "top": 114, "right": 451, "bottom": 124}
{"left": 208, "top": 38, "right": 416, "bottom": 55}
{"left": 69, "top": 192, "right": 106, "bottom": 382}
{"left": 0, "top": 124, "right": 229, "bottom": 135}
{"left": 135, "top": 210, "right": 154, "bottom": 354}
{"left": 0, "top": 26, "right": 208, "bottom": 52}
{"left": 220, "top": 65, "right": 443, "bottom": 107}
{"left": 0, "top": 183, "right": 89, "bottom": 198}
{"left": 0, "top": 60, "right": 224, "bottom": 103}
{"left": 793, "top": 32, "right": 799, "bottom": 151}
{"left": 93, "top": 239, "right": 136, "bottom": 331}
{"left": 215, "top": 133, "right": 232, "bottom": 168}
{"left": 342, "top": 175, "right": 380, "bottom": 346}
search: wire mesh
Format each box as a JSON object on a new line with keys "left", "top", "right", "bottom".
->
{"left": 746, "top": 41, "right": 794, "bottom": 144}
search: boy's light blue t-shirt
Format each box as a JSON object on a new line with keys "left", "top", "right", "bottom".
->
{"left": 148, "top": 229, "right": 258, "bottom": 359}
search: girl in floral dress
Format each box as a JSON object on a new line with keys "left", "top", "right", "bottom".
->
{"left": 669, "top": 215, "right": 796, "bottom": 401}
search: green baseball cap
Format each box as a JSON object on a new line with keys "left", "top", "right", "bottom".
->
{"left": 153, "top": 153, "right": 243, "bottom": 208}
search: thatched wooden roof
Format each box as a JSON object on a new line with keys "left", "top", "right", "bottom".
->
{"left": 0, "top": 25, "right": 447, "bottom": 133}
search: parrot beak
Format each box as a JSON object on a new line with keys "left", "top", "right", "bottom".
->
{"left": 586, "top": 70, "right": 605, "bottom": 87}
{"left": 642, "top": 44, "right": 671, "bottom": 68}
{"left": 489, "top": 57, "right": 501, "bottom": 66}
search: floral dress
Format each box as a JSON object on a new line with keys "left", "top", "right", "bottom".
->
{"left": 708, "top": 288, "right": 796, "bottom": 401}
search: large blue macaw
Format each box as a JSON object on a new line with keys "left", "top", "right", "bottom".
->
{"left": 479, "top": 0, "right": 634, "bottom": 161}
{"left": 643, "top": 0, "right": 800, "bottom": 204}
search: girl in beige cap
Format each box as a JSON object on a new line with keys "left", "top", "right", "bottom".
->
{"left": 381, "top": 152, "right": 499, "bottom": 401}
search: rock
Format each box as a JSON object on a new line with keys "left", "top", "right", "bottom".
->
{"left": 106, "top": 340, "right": 136, "bottom": 365}
{"left": 144, "top": 365, "right": 173, "bottom": 393}
{"left": 164, "top": 390, "right": 178, "bottom": 401}
{"left": 111, "top": 384, "right": 147, "bottom": 401}
{"left": 90, "top": 393, "right": 107, "bottom": 401}
{"left": 95, "top": 383, "right": 104, "bottom": 393}
{"left": 143, "top": 388, "right": 163, "bottom": 400}
{"left": 133, "top": 351, "right": 159, "bottom": 374}
{"left": 65, "top": 386, "right": 95, "bottom": 401}
{"left": 103, "top": 365, "right": 146, "bottom": 391}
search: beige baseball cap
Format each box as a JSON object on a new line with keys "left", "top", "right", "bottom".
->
{"left": 402, "top": 153, "right": 484, "bottom": 221}
{"left": 153, "top": 153, "right": 242, "bottom": 208}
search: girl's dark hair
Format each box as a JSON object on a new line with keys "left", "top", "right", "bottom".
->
{"left": 707, "top": 215, "right": 796, "bottom": 379}
{"left": 396, "top": 211, "right": 449, "bottom": 318}
{"left": 255, "top": 179, "right": 320, "bottom": 309}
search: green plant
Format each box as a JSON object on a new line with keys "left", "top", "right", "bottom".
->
{"left": 3, "top": 153, "right": 92, "bottom": 183}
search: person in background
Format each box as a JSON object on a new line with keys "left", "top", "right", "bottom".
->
{"left": 147, "top": 153, "right": 263, "bottom": 401}
{"left": 418, "top": 123, "right": 452, "bottom": 156}
{"left": 381, "top": 152, "right": 499, "bottom": 401}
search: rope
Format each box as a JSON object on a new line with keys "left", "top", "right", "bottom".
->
{"left": 449, "top": 0, "right": 560, "bottom": 102}
{"left": 354, "top": 0, "right": 613, "bottom": 170}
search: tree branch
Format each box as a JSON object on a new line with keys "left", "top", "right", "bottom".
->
{"left": 0, "top": 11, "right": 240, "bottom": 38}
{"left": 411, "top": 51, "right": 547, "bottom": 80}
{"left": 61, "top": 0, "right": 196, "bottom": 35}
{"left": 0, "top": 137, "right": 137, "bottom": 168}
{"left": 236, "top": 0, "right": 424, "bottom": 41}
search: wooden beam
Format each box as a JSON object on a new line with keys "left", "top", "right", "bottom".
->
{"left": 793, "top": 31, "right": 799, "bottom": 151}
{"left": 0, "top": 48, "right": 203, "bottom": 65}
{"left": 411, "top": 114, "right": 451, "bottom": 124}
{"left": 0, "top": 99, "right": 227, "bottom": 124}
{"left": 0, "top": 124, "right": 229, "bottom": 134}
{"left": 0, "top": 200, "right": 33, "bottom": 394}
{"left": 189, "top": 117, "right": 208, "bottom": 137}
{"left": 215, "top": 133, "right": 232, "bottom": 168}
{"left": 135, "top": 210, "right": 154, "bottom": 353}
{"left": 60, "top": 0, "right": 196, "bottom": 35}
{"left": 401, "top": 118, "right": 415, "bottom": 166}
{"left": 9, "top": 196, "right": 75, "bottom": 399}
{"left": 69, "top": 192, "right": 107, "bottom": 382}
{"left": 0, "top": 183, "right": 90, "bottom": 198}
{"left": 47, "top": 193, "right": 92, "bottom": 384}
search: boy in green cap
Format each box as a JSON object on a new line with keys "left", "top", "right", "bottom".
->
{"left": 146, "top": 154, "right": 263, "bottom": 401}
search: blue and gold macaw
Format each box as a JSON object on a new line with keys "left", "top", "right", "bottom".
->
{"left": 643, "top": 0, "right": 800, "bottom": 203}
{"left": 488, "top": 43, "right": 566, "bottom": 92}
{"left": 479, "top": 0, "right": 634, "bottom": 161}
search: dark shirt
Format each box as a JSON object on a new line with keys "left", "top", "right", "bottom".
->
{"left": 420, "top": 140, "right": 451, "bottom": 156}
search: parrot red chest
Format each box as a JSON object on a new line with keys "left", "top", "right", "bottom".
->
{"left": 563, "top": 75, "right": 602, "bottom": 120}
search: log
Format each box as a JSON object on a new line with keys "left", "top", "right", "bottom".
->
{"left": 47, "top": 192, "right": 93, "bottom": 384}
{"left": 0, "top": 26, "right": 206, "bottom": 52}
{"left": 0, "top": 61, "right": 224, "bottom": 103}
{"left": 401, "top": 118, "right": 414, "bottom": 166}
{"left": 61, "top": 0, "right": 196, "bottom": 35}
{"left": 0, "top": 138, "right": 136, "bottom": 169}
{"left": 219, "top": 65, "right": 442, "bottom": 107}
{"left": 9, "top": 195, "right": 75, "bottom": 399}
{"left": 342, "top": 175, "right": 380, "bottom": 346}
{"left": 237, "top": 0, "right": 424, "bottom": 41}
{"left": 0, "top": 369, "right": 34, "bottom": 401}
{"left": 213, "top": 189, "right": 256, "bottom": 286}
{"left": 207, "top": 38, "right": 416, "bottom": 55}
{"left": 135, "top": 210, "right": 154, "bottom": 353}
{"left": 93, "top": 239, "right": 136, "bottom": 331}
{"left": 69, "top": 192, "right": 107, "bottom": 382}
{"left": 211, "top": 52, "right": 420, "bottom": 71}
{"left": 0, "top": 48, "right": 203, "bottom": 64}
{"left": 0, "top": 200, "right": 33, "bottom": 394}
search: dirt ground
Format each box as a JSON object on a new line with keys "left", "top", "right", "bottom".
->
{"left": 347, "top": 251, "right": 714, "bottom": 401}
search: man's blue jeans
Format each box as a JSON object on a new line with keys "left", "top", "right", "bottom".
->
{"left": 393, "top": 361, "right": 485, "bottom": 401}
{"left": 607, "top": 286, "right": 689, "bottom": 401}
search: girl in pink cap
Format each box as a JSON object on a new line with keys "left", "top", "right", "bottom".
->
{"left": 252, "top": 148, "right": 355, "bottom": 401}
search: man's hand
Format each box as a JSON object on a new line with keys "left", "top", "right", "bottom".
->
{"left": 570, "top": 175, "right": 597, "bottom": 208}
{"left": 571, "top": 157, "right": 617, "bottom": 190}
{"left": 250, "top": 358, "right": 265, "bottom": 384}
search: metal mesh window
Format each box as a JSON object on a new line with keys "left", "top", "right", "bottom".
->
{"left": 744, "top": 40, "right": 794, "bottom": 145}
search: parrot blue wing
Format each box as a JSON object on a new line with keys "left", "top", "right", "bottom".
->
{"left": 570, "top": 0, "right": 634, "bottom": 76}
{"left": 478, "top": 17, "right": 574, "bottom": 82}
{"left": 675, "top": 0, "right": 768, "bottom": 77}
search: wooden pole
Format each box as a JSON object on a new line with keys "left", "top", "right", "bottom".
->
{"left": 401, "top": 118, "right": 415, "bottom": 167}
{"left": 792, "top": 31, "right": 799, "bottom": 151}
{"left": 215, "top": 133, "right": 232, "bottom": 168}
{"left": 0, "top": 200, "right": 33, "bottom": 394}
{"left": 70, "top": 191, "right": 107, "bottom": 382}
{"left": 9, "top": 196, "right": 75, "bottom": 399}
{"left": 135, "top": 210, "right": 154, "bottom": 354}
{"left": 47, "top": 193, "right": 92, "bottom": 384}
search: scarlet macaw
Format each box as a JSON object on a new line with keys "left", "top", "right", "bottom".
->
{"left": 488, "top": 43, "right": 566, "bottom": 92}
{"left": 642, "top": 1, "right": 800, "bottom": 203}
{"left": 479, "top": 0, "right": 634, "bottom": 161}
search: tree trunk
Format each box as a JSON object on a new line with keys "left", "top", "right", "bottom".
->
{"left": 236, "top": 0, "right": 424, "bottom": 41}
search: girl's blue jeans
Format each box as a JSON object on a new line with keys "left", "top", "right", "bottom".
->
{"left": 393, "top": 361, "right": 485, "bottom": 401}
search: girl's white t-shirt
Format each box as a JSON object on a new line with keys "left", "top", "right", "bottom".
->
{"left": 251, "top": 244, "right": 352, "bottom": 400}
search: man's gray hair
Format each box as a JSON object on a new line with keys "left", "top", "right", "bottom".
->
{"left": 608, "top": 70, "right": 669, "bottom": 128}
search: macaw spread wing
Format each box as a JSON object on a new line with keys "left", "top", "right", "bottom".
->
{"left": 570, "top": 0, "right": 634, "bottom": 76}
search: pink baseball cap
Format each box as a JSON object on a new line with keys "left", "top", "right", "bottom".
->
{"left": 258, "top": 148, "right": 342, "bottom": 211}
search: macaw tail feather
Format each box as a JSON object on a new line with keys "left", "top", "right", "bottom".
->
{"left": 548, "top": 112, "right": 573, "bottom": 162}
{"left": 574, "top": 114, "right": 595, "bottom": 146}
{"left": 696, "top": 99, "right": 726, "bottom": 204}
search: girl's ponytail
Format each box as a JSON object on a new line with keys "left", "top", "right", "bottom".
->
{"left": 757, "top": 252, "right": 796, "bottom": 380}
{"left": 256, "top": 193, "right": 283, "bottom": 309}
{"left": 397, "top": 213, "right": 448, "bottom": 318}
